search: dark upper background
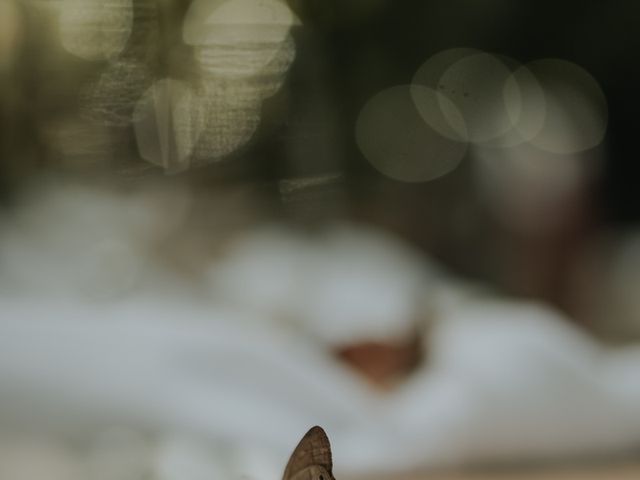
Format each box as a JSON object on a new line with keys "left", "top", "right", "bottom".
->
{"left": 284, "top": 0, "right": 640, "bottom": 223}
{"left": 1, "top": 0, "right": 639, "bottom": 335}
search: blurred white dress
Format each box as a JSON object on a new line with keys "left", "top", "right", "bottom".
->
{"left": 1, "top": 182, "right": 640, "bottom": 480}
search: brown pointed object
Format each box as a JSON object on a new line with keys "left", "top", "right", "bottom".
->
{"left": 282, "top": 426, "right": 336, "bottom": 480}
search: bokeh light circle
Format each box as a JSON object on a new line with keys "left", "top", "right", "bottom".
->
{"left": 356, "top": 85, "right": 467, "bottom": 183}
{"left": 183, "top": 0, "right": 297, "bottom": 46}
{"left": 59, "top": 0, "right": 133, "bottom": 61}
{"left": 412, "top": 48, "right": 484, "bottom": 91}
{"left": 411, "top": 48, "right": 480, "bottom": 142}
{"left": 495, "top": 63, "right": 547, "bottom": 147}
{"left": 412, "top": 49, "right": 527, "bottom": 144}
{"left": 525, "top": 59, "right": 608, "bottom": 154}
{"left": 436, "top": 52, "right": 515, "bottom": 143}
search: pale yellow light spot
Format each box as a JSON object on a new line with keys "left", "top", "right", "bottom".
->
{"left": 526, "top": 59, "right": 608, "bottom": 154}
{"left": 59, "top": 0, "right": 133, "bottom": 61}
{"left": 356, "top": 85, "right": 467, "bottom": 183}
{"left": 183, "top": 0, "right": 299, "bottom": 46}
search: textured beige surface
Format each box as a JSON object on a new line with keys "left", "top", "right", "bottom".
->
{"left": 349, "top": 464, "right": 640, "bottom": 480}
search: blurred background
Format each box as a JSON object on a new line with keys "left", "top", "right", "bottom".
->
{"left": 2, "top": 0, "right": 640, "bottom": 479}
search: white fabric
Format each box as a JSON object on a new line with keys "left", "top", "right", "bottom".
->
{"left": 2, "top": 182, "right": 640, "bottom": 479}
